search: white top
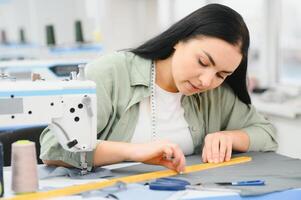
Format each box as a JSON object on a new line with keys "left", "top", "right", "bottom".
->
{"left": 131, "top": 84, "right": 194, "bottom": 155}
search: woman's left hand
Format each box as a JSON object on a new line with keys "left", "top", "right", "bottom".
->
{"left": 202, "top": 131, "right": 233, "bottom": 163}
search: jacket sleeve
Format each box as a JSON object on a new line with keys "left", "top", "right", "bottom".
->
{"left": 220, "top": 85, "right": 278, "bottom": 152}
{"left": 85, "top": 56, "right": 115, "bottom": 135}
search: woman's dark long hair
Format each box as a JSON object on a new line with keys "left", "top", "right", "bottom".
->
{"left": 130, "top": 3, "right": 251, "bottom": 105}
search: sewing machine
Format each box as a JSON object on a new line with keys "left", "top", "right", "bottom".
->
{"left": 0, "top": 59, "right": 89, "bottom": 80}
{"left": 0, "top": 65, "right": 97, "bottom": 175}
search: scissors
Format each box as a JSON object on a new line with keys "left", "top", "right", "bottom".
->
{"left": 149, "top": 177, "right": 191, "bottom": 191}
{"left": 149, "top": 178, "right": 264, "bottom": 191}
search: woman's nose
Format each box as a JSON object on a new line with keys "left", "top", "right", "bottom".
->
{"left": 198, "top": 72, "right": 214, "bottom": 87}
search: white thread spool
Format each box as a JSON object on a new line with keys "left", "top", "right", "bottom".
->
{"left": 11, "top": 140, "right": 38, "bottom": 193}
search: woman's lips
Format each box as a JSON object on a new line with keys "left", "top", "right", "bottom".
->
{"left": 188, "top": 81, "right": 200, "bottom": 91}
{"left": 187, "top": 81, "right": 200, "bottom": 93}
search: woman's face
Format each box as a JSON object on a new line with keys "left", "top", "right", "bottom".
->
{"left": 171, "top": 36, "right": 242, "bottom": 95}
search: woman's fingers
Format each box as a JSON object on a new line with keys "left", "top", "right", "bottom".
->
{"left": 169, "top": 144, "right": 185, "bottom": 173}
{"left": 160, "top": 159, "right": 177, "bottom": 171}
{"left": 219, "top": 136, "right": 227, "bottom": 163}
{"left": 203, "top": 132, "right": 233, "bottom": 163}
{"left": 225, "top": 139, "right": 232, "bottom": 161}
{"left": 202, "top": 146, "right": 207, "bottom": 163}
{"left": 136, "top": 140, "right": 186, "bottom": 173}
{"left": 177, "top": 153, "right": 186, "bottom": 173}
{"left": 162, "top": 143, "right": 185, "bottom": 173}
{"left": 204, "top": 136, "right": 213, "bottom": 163}
{"left": 211, "top": 135, "right": 220, "bottom": 163}
{"left": 163, "top": 146, "right": 173, "bottom": 160}
{"left": 174, "top": 146, "right": 186, "bottom": 173}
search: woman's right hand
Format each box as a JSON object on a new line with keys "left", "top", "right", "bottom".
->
{"left": 128, "top": 140, "right": 186, "bottom": 173}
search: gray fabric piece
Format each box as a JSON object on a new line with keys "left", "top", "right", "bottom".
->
{"left": 38, "top": 165, "right": 113, "bottom": 179}
{"left": 111, "top": 152, "right": 301, "bottom": 196}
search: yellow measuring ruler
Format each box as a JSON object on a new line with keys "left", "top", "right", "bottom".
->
{"left": 5, "top": 156, "right": 251, "bottom": 200}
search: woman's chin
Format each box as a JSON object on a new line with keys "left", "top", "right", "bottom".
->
{"left": 180, "top": 83, "right": 201, "bottom": 95}
{"left": 181, "top": 88, "right": 199, "bottom": 96}
{"left": 181, "top": 87, "right": 207, "bottom": 96}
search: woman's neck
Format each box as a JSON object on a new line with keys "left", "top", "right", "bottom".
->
{"left": 155, "top": 58, "right": 179, "bottom": 93}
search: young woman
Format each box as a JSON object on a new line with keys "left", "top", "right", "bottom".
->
{"left": 40, "top": 4, "right": 277, "bottom": 173}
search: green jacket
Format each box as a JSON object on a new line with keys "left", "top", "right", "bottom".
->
{"left": 40, "top": 51, "right": 278, "bottom": 169}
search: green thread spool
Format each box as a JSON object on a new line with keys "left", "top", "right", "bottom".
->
{"left": 19, "top": 28, "right": 26, "bottom": 44}
{"left": 45, "top": 25, "right": 56, "bottom": 46}
{"left": 75, "top": 20, "right": 84, "bottom": 43}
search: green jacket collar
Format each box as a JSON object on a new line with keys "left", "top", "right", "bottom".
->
{"left": 128, "top": 52, "right": 152, "bottom": 87}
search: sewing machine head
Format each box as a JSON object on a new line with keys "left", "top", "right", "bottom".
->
{"left": 0, "top": 65, "right": 97, "bottom": 153}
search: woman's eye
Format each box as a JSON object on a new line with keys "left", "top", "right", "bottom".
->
{"left": 198, "top": 59, "right": 209, "bottom": 67}
{"left": 216, "top": 73, "right": 225, "bottom": 79}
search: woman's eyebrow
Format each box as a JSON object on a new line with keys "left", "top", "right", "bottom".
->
{"left": 221, "top": 70, "right": 233, "bottom": 74}
{"left": 202, "top": 50, "right": 216, "bottom": 66}
{"left": 202, "top": 50, "right": 233, "bottom": 74}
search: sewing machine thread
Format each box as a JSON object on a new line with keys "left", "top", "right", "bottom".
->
{"left": 11, "top": 140, "right": 38, "bottom": 194}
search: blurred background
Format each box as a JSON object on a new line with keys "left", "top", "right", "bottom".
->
{"left": 0, "top": 0, "right": 301, "bottom": 87}
{"left": 0, "top": 0, "right": 300, "bottom": 158}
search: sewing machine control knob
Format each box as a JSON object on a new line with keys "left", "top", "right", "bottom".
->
{"left": 67, "top": 139, "right": 78, "bottom": 149}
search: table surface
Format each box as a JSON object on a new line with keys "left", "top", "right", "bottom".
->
{"left": 2, "top": 162, "right": 301, "bottom": 200}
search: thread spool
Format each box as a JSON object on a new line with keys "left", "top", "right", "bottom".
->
{"left": 75, "top": 20, "right": 84, "bottom": 43}
{"left": 0, "top": 142, "right": 4, "bottom": 197}
{"left": 11, "top": 140, "right": 38, "bottom": 194}
{"left": 19, "top": 28, "right": 26, "bottom": 44}
{"left": 45, "top": 25, "right": 56, "bottom": 46}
